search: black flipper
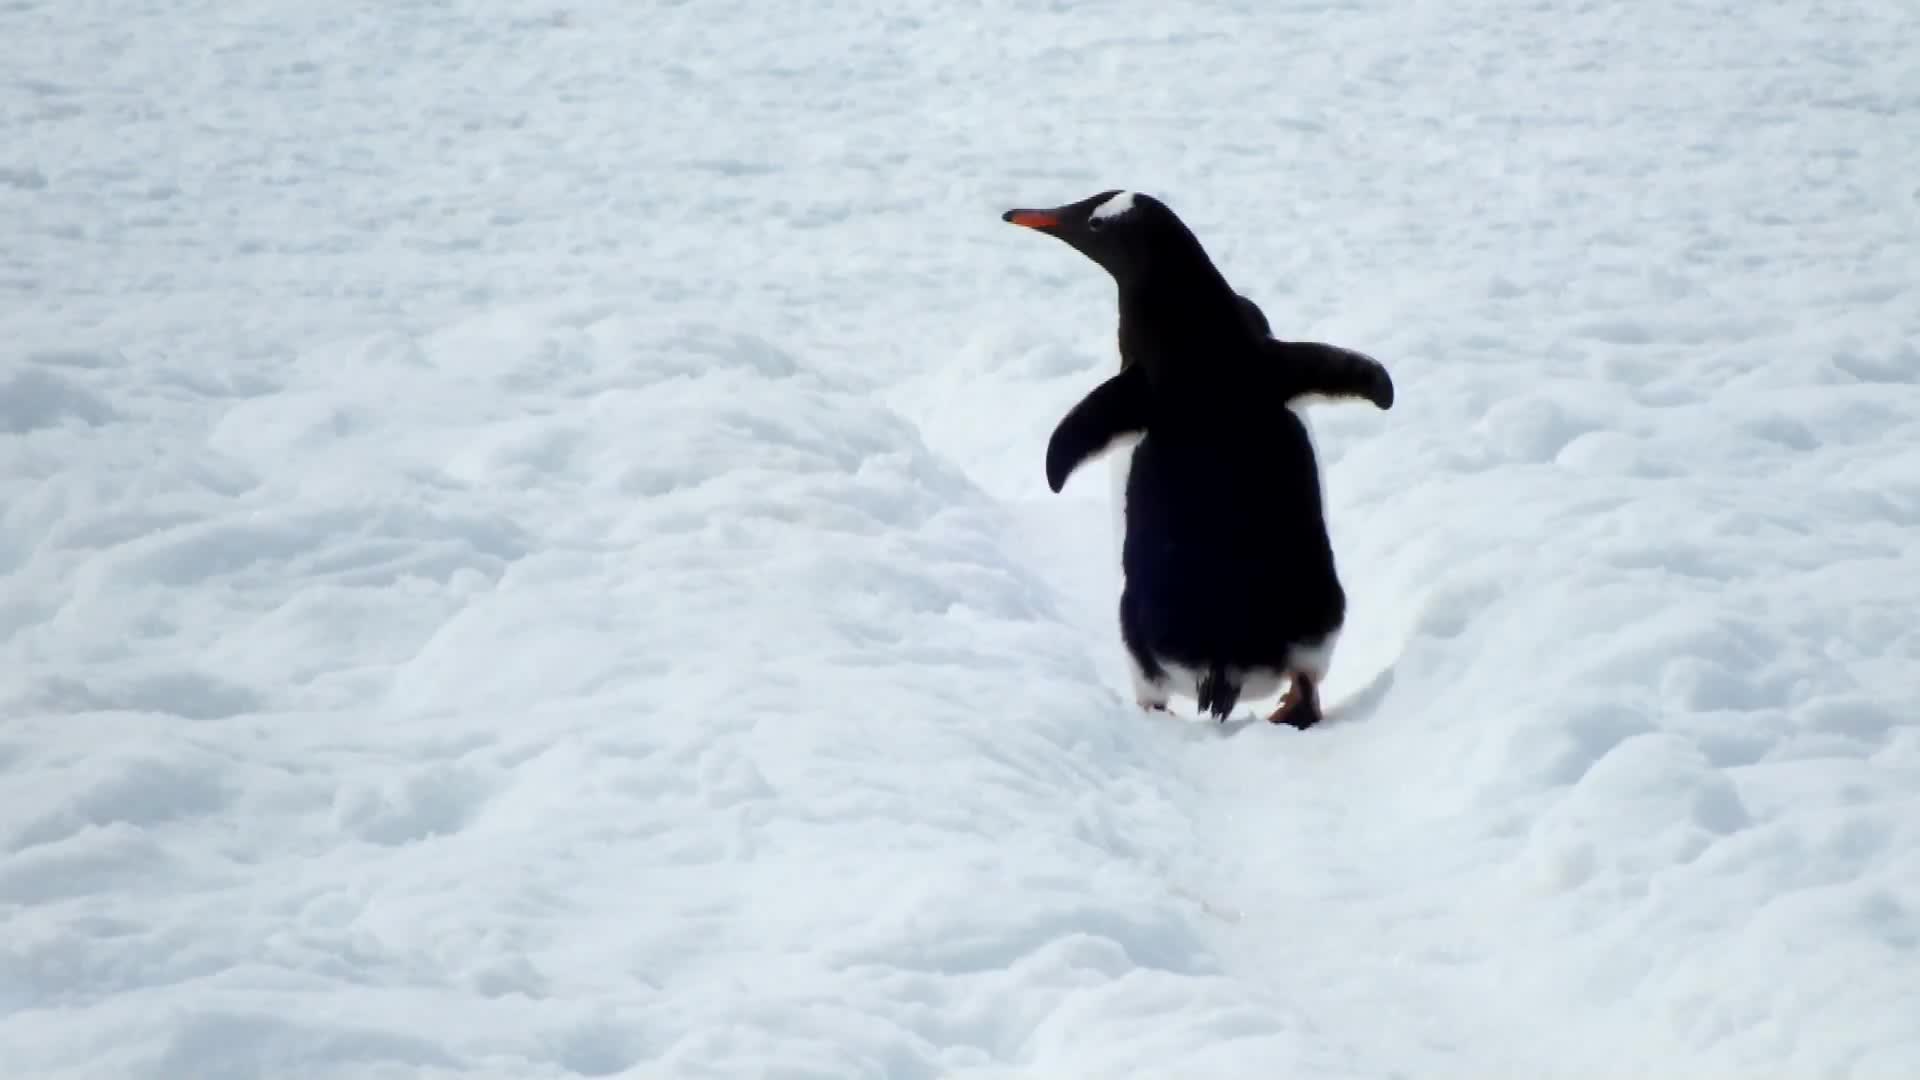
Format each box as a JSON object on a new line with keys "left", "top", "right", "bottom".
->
{"left": 1259, "top": 339, "right": 1395, "bottom": 410}
{"left": 1045, "top": 366, "right": 1150, "bottom": 493}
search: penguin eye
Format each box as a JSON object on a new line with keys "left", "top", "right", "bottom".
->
{"left": 1086, "top": 216, "right": 1107, "bottom": 232}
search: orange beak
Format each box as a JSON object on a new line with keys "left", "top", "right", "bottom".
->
{"left": 1002, "top": 209, "right": 1062, "bottom": 230}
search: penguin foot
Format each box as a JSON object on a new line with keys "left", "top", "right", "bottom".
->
{"left": 1267, "top": 674, "right": 1323, "bottom": 730}
{"left": 1128, "top": 665, "right": 1171, "bottom": 714}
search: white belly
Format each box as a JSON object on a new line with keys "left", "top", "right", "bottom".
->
{"left": 1107, "top": 432, "right": 1142, "bottom": 562}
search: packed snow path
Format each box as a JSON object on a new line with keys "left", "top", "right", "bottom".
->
{"left": 5, "top": 0, "right": 1918, "bottom": 1077}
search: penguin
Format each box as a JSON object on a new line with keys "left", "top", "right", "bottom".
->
{"left": 1002, "top": 189, "right": 1394, "bottom": 728}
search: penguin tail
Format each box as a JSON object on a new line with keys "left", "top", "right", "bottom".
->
{"left": 1196, "top": 665, "right": 1241, "bottom": 722}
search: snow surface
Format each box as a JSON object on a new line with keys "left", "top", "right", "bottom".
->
{"left": 5, "top": 0, "right": 1920, "bottom": 1076}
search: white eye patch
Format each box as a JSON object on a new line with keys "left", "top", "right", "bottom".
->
{"left": 1090, "top": 190, "right": 1136, "bottom": 222}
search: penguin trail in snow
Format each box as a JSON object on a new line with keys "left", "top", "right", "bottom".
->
{"left": 1002, "top": 189, "right": 1395, "bottom": 729}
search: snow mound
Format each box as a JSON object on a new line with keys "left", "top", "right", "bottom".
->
{"left": 1, "top": 304, "right": 1357, "bottom": 1078}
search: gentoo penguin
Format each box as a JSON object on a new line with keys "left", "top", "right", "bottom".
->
{"left": 1002, "top": 189, "right": 1394, "bottom": 728}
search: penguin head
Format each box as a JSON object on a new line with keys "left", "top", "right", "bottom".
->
{"left": 1001, "top": 189, "right": 1184, "bottom": 285}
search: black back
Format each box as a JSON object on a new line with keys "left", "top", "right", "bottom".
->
{"left": 1098, "top": 197, "right": 1347, "bottom": 669}
{"left": 1120, "top": 400, "right": 1344, "bottom": 672}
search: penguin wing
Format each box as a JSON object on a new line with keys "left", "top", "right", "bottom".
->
{"left": 1259, "top": 339, "right": 1395, "bottom": 410}
{"left": 1045, "top": 366, "right": 1150, "bottom": 493}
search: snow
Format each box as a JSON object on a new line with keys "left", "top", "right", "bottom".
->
{"left": 4, "top": 0, "right": 1918, "bottom": 1076}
